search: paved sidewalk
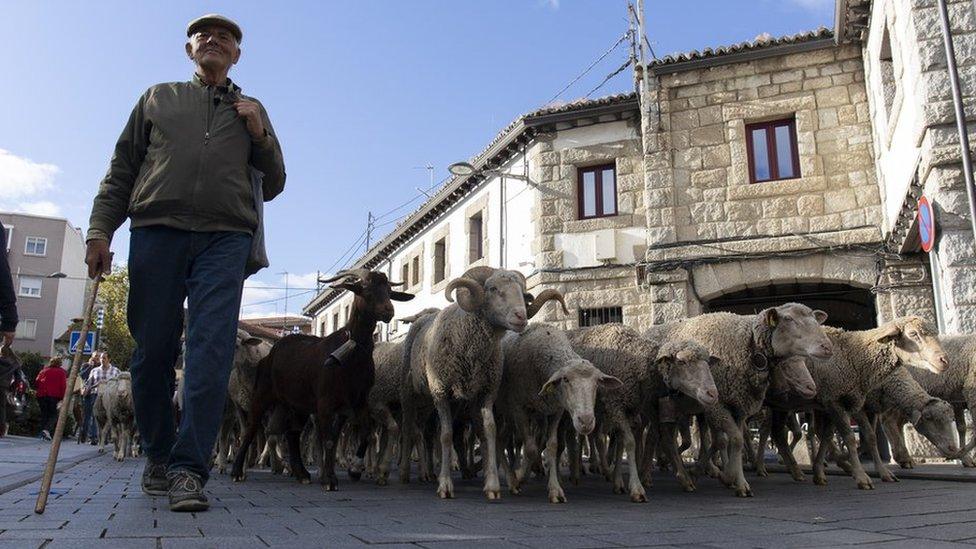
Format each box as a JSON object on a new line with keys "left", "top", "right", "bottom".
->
{"left": 1, "top": 450, "right": 976, "bottom": 548}
{"left": 0, "top": 436, "right": 99, "bottom": 495}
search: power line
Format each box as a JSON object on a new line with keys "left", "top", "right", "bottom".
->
{"left": 241, "top": 288, "right": 318, "bottom": 308}
{"left": 585, "top": 57, "right": 633, "bottom": 98}
{"left": 546, "top": 31, "right": 630, "bottom": 105}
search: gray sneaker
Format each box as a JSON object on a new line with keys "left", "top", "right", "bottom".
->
{"left": 167, "top": 470, "right": 209, "bottom": 512}
{"left": 141, "top": 460, "right": 168, "bottom": 496}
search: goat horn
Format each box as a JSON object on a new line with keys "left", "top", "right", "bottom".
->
{"left": 445, "top": 277, "right": 485, "bottom": 311}
{"left": 526, "top": 289, "right": 569, "bottom": 319}
{"left": 320, "top": 268, "right": 371, "bottom": 285}
{"left": 388, "top": 280, "right": 407, "bottom": 287}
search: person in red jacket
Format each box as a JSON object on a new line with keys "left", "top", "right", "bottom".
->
{"left": 35, "top": 357, "right": 67, "bottom": 440}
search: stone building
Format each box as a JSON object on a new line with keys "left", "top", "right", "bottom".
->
{"left": 839, "top": 0, "right": 976, "bottom": 333}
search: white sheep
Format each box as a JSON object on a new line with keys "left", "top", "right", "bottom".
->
{"left": 497, "top": 324, "right": 622, "bottom": 503}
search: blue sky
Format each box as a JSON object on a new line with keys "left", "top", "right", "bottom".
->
{"left": 0, "top": 0, "right": 833, "bottom": 317}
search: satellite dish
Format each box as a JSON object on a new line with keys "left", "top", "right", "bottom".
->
{"left": 448, "top": 162, "right": 477, "bottom": 176}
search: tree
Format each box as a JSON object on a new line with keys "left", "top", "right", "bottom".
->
{"left": 98, "top": 266, "right": 136, "bottom": 369}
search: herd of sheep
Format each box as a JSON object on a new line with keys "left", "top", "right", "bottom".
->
{"left": 103, "top": 266, "right": 976, "bottom": 502}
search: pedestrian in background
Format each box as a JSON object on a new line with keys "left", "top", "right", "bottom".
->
{"left": 82, "top": 352, "right": 120, "bottom": 443}
{"left": 35, "top": 357, "right": 67, "bottom": 440}
{"left": 79, "top": 352, "right": 101, "bottom": 443}
{"left": 0, "top": 224, "right": 18, "bottom": 438}
{"left": 85, "top": 14, "right": 285, "bottom": 512}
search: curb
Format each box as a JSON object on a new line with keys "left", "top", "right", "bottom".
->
{"left": 0, "top": 448, "right": 103, "bottom": 496}
{"left": 763, "top": 464, "right": 976, "bottom": 483}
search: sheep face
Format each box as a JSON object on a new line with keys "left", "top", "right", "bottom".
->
{"left": 912, "top": 398, "right": 959, "bottom": 457}
{"left": 539, "top": 360, "right": 622, "bottom": 435}
{"left": 764, "top": 303, "right": 833, "bottom": 359}
{"left": 879, "top": 317, "right": 947, "bottom": 374}
{"left": 770, "top": 356, "right": 817, "bottom": 399}
{"left": 447, "top": 270, "right": 529, "bottom": 333}
{"left": 658, "top": 342, "right": 720, "bottom": 406}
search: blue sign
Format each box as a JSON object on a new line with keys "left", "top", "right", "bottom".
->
{"left": 69, "top": 331, "right": 96, "bottom": 354}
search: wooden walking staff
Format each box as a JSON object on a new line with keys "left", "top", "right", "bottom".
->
{"left": 34, "top": 274, "right": 103, "bottom": 514}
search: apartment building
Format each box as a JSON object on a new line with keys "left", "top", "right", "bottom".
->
{"left": 1, "top": 212, "right": 88, "bottom": 356}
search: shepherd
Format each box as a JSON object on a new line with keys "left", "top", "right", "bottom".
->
{"left": 85, "top": 14, "right": 285, "bottom": 512}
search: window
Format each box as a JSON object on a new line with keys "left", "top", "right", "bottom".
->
{"left": 433, "top": 238, "right": 446, "bottom": 284}
{"left": 15, "top": 319, "right": 37, "bottom": 340}
{"left": 319, "top": 321, "right": 327, "bottom": 336}
{"left": 332, "top": 312, "right": 340, "bottom": 331}
{"left": 2, "top": 225, "right": 10, "bottom": 251}
{"left": 401, "top": 262, "right": 410, "bottom": 287}
{"left": 468, "top": 211, "right": 484, "bottom": 263}
{"left": 578, "top": 306, "right": 623, "bottom": 327}
{"left": 880, "top": 26, "right": 897, "bottom": 118}
{"left": 745, "top": 118, "right": 800, "bottom": 183}
{"left": 411, "top": 256, "right": 420, "bottom": 287}
{"left": 578, "top": 164, "right": 617, "bottom": 219}
{"left": 18, "top": 276, "right": 42, "bottom": 298}
{"left": 24, "top": 236, "right": 47, "bottom": 256}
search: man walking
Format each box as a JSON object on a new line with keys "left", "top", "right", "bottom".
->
{"left": 82, "top": 352, "right": 120, "bottom": 442}
{"left": 85, "top": 14, "right": 285, "bottom": 512}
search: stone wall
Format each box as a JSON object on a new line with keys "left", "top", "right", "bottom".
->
{"left": 863, "top": 0, "right": 976, "bottom": 333}
{"left": 646, "top": 43, "right": 883, "bottom": 246}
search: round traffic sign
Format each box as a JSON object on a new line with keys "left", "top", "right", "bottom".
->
{"left": 918, "top": 196, "right": 936, "bottom": 252}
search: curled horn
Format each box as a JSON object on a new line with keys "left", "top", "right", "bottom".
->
{"left": 445, "top": 277, "right": 485, "bottom": 312}
{"left": 320, "top": 268, "right": 371, "bottom": 286}
{"left": 526, "top": 289, "right": 569, "bottom": 319}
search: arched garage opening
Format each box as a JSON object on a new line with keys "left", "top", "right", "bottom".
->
{"left": 702, "top": 282, "right": 877, "bottom": 331}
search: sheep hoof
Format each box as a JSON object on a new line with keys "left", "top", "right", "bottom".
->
{"left": 813, "top": 476, "right": 827, "bottom": 486}
{"left": 791, "top": 472, "right": 806, "bottom": 483}
{"left": 880, "top": 473, "right": 898, "bottom": 483}
{"left": 323, "top": 481, "right": 338, "bottom": 491}
{"left": 437, "top": 487, "right": 454, "bottom": 499}
{"left": 299, "top": 477, "right": 311, "bottom": 485}
{"left": 734, "top": 486, "right": 752, "bottom": 498}
{"left": 630, "top": 492, "right": 647, "bottom": 503}
{"left": 485, "top": 490, "right": 501, "bottom": 500}
{"left": 508, "top": 486, "right": 520, "bottom": 496}
{"left": 376, "top": 477, "right": 388, "bottom": 486}
{"left": 962, "top": 457, "right": 976, "bottom": 468}
{"left": 857, "top": 480, "right": 874, "bottom": 490}
{"left": 348, "top": 469, "right": 362, "bottom": 482}
{"left": 549, "top": 489, "right": 566, "bottom": 503}
{"left": 755, "top": 466, "right": 768, "bottom": 478}
{"left": 613, "top": 484, "right": 626, "bottom": 495}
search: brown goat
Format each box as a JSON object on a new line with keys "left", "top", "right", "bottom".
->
{"left": 230, "top": 269, "right": 413, "bottom": 490}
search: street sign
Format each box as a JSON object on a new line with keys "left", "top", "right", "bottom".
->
{"left": 69, "top": 331, "right": 97, "bottom": 354}
{"left": 918, "top": 196, "right": 936, "bottom": 252}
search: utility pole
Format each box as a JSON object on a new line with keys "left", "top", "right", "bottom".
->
{"left": 636, "top": 0, "right": 650, "bottom": 112}
{"left": 365, "top": 211, "right": 375, "bottom": 250}
{"left": 627, "top": 3, "right": 638, "bottom": 95}
{"left": 277, "top": 270, "right": 289, "bottom": 334}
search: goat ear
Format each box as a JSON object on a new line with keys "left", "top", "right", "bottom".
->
{"left": 598, "top": 374, "right": 624, "bottom": 390}
{"left": 390, "top": 291, "right": 415, "bottom": 302}
{"left": 523, "top": 292, "right": 535, "bottom": 305}
{"left": 707, "top": 355, "right": 721, "bottom": 368}
{"left": 813, "top": 310, "right": 828, "bottom": 324}
{"left": 875, "top": 323, "right": 902, "bottom": 344}
{"left": 764, "top": 308, "right": 779, "bottom": 328}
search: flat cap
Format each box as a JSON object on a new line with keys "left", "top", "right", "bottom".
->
{"left": 187, "top": 14, "right": 242, "bottom": 43}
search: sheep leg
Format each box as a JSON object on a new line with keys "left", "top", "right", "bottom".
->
{"left": 754, "top": 414, "right": 770, "bottom": 478}
{"left": 375, "top": 407, "right": 398, "bottom": 485}
{"left": 566, "top": 424, "right": 582, "bottom": 486}
{"left": 829, "top": 407, "right": 872, "bottom": 490}
{"left": 955, "top": 405, "right": 975, "bottom": 467}
{"left": 811, "top": 412, "right": 832, "bottom": 486}
{"left": 479, "top": 401, "right": 502, "bottom": 500}
{"left": 709, "top": 411, "right": 751, "bottom": 497}
{"left": 511, "top": 411, "right": 536, "bottom": 490}
{"left": 398, "top": 400, "right": 417, "bottom": 483}
{"left": 881, "top": 411, "right": 912, "bottom": 469}
{"left": 592, "top": 432, "right": 610, "bottom": 480}
{"left": 433, "top": 399, "right": 455, "bottom": 498}
{"left": 741, "top": 422, "right": 757, "bottom": 471}
{"left": 317, "top": 413, "right": 343, "bottom": 491}
{"left": 620, "top": 419, "right": 647, "bottom": 502}
{"left": 771, "top": 410, "right": 805, "bottom": 482}
{"left": 661, "top": 421, "right": 695, "bottom": 492}
{"left": 545, "top": 414, "right": 566, "bottom": 503}
{"left": 856, "top": 410, "right": 896, "bottom": 482}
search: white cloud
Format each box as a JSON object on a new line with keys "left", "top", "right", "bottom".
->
{"left": 0, "top": 149, "right": 60, "bottom": 199}
{"left": 239, "top": 271, "right": 322, "bottom": 319}
{"left": 15, "top": 200, "right": 62, "bottom": 217}
{"left": 540, "top": 0, "right": 559, "bottom": 10}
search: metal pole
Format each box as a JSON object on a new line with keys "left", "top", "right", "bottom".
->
{"left": 35, "top": 275, "right": 102, "bottom": 514}
{"left": 499, "top": 174, "right": 506, "bottom": 269}
{"left": 937, "top": 0, "right": 976, "bottom": 243}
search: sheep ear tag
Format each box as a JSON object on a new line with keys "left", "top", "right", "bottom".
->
{"left": 751, "top": 354, "right": 768, "bottom": 371}
{"left": 658, "top": 396, "right": 678, "bottom": 424}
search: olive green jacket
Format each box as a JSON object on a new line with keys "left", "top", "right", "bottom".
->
{"left": 87, "top": 74, "right": 285, "bottom": 242}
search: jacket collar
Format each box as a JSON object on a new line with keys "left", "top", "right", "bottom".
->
{"left": 191, "top": 72, "right": 242, "bottom": 93}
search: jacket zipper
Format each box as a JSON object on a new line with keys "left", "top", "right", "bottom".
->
{"left": 205, "top": 86, "right": 214, "bottom": 145}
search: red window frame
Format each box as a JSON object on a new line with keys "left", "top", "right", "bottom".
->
{"left": 577, "top": 163, "right": 618, "bottom": 220}
{"left": 744, "top": 118, "right": 801, "bottom": 184}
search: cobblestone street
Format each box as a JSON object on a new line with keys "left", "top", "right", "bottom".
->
{"left": 2, "top": 436, "right": 976, "bottom": 548}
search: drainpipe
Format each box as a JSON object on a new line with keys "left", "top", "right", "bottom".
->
{"left": 937, "top": 0, "right": 976, "bottom": 243}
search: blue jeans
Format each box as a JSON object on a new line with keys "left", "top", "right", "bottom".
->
{"left": 82, "top": 393, "right": 98, "bottom": 441}
{"left": 127, "top": 226, "right": 251, "bottom": 482}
